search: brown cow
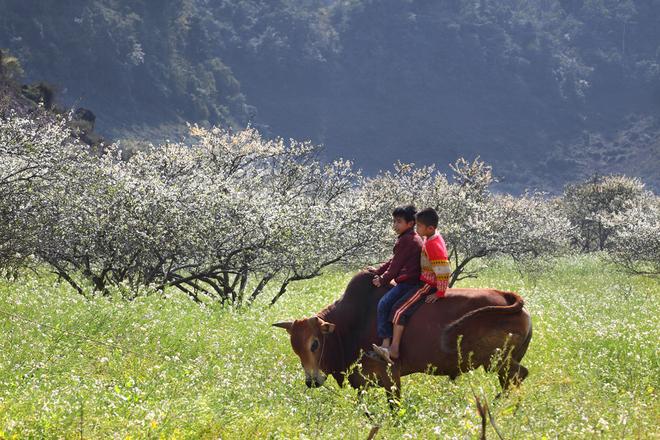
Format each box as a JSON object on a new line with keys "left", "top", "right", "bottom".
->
{"left": 273, "top": 271, "right": 532, "bottom": 399}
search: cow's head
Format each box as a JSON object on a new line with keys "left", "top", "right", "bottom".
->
{"left": 273, "top": 316, "right": 336, "bottom": 388}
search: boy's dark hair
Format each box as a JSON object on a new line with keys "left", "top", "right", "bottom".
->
{"left": 392, "top": 204, "right": 417, "bottom": 223}
{"left": 416, "top": 207, "right": 439, "bottom": 227}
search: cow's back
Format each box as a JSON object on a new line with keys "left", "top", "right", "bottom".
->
{"left": 398, "top": 288, "right": 526, "bottom": 375}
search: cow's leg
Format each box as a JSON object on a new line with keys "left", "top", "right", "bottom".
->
{"left": 356, "top": 388, "right": 375, "bottom": 420}
{"left": 349, "top": 357, "right": 402, "bottom": 409}
{"left": 348, "top": 364, "right": 376, "bottom": 419}
{"left": 353, "top": 362, "right": 395, "bottom": 419}
{"left": 376, "top": 364, "right": 401, "bottom": 409}
{"left": 498, "top": 360, "right": 528, "bottom": 391}
{"left": 332, "top": 372, "right": 345, "bottom": 387}
{"left": 387, "top": 374, "right": 401, "bottom": 410}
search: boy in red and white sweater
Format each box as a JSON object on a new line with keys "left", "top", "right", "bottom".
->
{"left": 373, "top": 207, "right": 451, "bottom": 363}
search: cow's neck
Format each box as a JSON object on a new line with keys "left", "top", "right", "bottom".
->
{"left": 316, "top": 271, "right": 380, "bottom": 375}
{"left": 318, "top": 296, "right": 369, "bottom": 374}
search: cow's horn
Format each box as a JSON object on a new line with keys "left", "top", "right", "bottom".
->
{"left": 272, "top": 321, "right": 294, "bottom": 330}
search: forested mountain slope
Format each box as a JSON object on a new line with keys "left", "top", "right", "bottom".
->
{"left": 1, "top": 0, "right": 658, "bottom": 191}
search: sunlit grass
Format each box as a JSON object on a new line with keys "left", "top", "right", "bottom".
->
{"left": 0, "top": 255, "right": 658, "bottom": 438}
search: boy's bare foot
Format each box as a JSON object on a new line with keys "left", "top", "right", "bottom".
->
{"left": 371, "top": 344, "right": 393, "bottom": 364}
{"left": 389, "top": 347, "right": 399, "bottom": 360}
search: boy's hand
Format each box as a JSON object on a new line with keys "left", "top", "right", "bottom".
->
{"left": 365, "top": 266, "right": 377, "bottom": 273}
{"left": 372, "top": 276, "right": 382, "bottom": 287}
{"left": 425, "top": 295, "right": 439, "bottom": 303}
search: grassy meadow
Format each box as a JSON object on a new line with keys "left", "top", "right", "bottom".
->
{"left": 0, "top": 255, "right": 658, "bottom": 439}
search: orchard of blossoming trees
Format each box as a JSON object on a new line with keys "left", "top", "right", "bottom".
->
{"left": 1, "top": 114, "right": 658, "bottom": 304}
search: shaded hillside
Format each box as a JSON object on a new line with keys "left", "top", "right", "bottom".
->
{"left": 1, "top": 0, "right": 658, "bottom": 191}
{"left": 238, "top": 0, "right": 660, "bottom": 190}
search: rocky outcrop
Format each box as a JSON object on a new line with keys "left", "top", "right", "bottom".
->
{"left": 1, "top": 69, "right": 105, "bottom": 149}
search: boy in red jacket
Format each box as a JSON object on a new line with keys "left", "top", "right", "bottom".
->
{"left": 373, "top": 207, "right": 451, "bottom": 363}
{"left": 369, "top": 205, "right": 423, "bottom": 361}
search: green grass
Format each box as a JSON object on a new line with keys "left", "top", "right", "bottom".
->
{"left": 0, "top": 255, "right": 658, "bottom": 438}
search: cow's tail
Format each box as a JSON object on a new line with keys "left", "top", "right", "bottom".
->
{"left": 440, "top": 291, "right": 527, "bottom": 354}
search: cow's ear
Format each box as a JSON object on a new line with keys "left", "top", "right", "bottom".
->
{"left": 319, "top": 321, "right": 335, "bottom": 334}
{"left": 272, "top": 321, "right": 294, "bottom": 334}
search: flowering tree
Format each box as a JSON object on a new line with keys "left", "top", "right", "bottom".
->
{"left": 560, "top": 175, "right": 648, "bottom": 252}
{"left": 0, "top": 113, "right": 89, "bottom": 272}
{"left": 175, "top": 126, "right": 382, "bottom": 305}
{"left": 362, "top": 158, "right": 570, "bottom": 285}
{"left": 607, "top": 192, "right": 660, "bottom": 276}
{"left": 34, "top": 142, "right": 203, "bottom": 296}
{"left": 17, "top": 121, "right": 381, "bottom": 303}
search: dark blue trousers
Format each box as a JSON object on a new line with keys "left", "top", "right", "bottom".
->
{"left": 376, "top": 282, "right": 418, "bottom": 339}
